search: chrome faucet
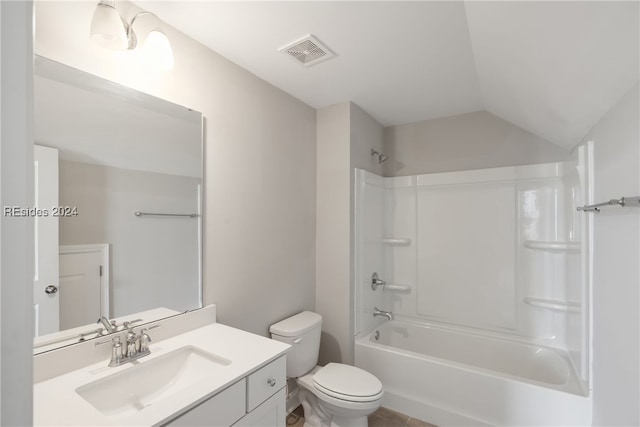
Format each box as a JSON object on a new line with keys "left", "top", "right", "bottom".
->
{"left": 95, "top": 324, "right": 160, "bottom": 367}
{"left": 373, "top": 307, "right": 393, "bottom": 320}
{"left": 97, "top": 316, "right": 117, "bottom": 332}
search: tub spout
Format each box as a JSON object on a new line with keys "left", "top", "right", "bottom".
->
{"left": 373, "top": 307, "right": 393, "bottom": 321}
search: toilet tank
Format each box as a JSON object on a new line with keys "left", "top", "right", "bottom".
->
{"left": 270, "top": 311, "right": 322, "bottom": 378}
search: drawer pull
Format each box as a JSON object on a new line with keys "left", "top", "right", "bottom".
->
{"left": 267, "top": 378, "right": 276, "bottom": 387}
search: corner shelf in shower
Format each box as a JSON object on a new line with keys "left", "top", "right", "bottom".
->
{"left": 523, "top": 297, "right": 581, "bottom": 313}
{"left": 382, "top": 238, "right": 412, "bottom": 246}
{"left": 523, "top": 240, "right": 580, "bottom": 253}
{"left": 383, "top": 283, "right": 412, "bottom": 293}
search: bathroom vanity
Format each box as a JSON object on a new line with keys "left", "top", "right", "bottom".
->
{"left": 33, "top": 306, "right": 290, "bottom": 426}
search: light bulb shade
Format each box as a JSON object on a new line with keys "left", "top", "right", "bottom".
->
{"left": 90, "top": 3, "right": 128, "bottom": 50}
{"left": 143, "top": 29, "right": 174, "bottom": 70}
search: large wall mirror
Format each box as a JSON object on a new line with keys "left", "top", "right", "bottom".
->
{"left": 33, "top": 56, "right": 203, "bottom": 353}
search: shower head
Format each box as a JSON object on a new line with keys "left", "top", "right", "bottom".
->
{"left": 370, "top": 149, "right": 389, "bottom": 164}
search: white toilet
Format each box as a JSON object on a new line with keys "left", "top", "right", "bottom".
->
{"left": 270, "top": 311, "right": 384, "bottom": 427}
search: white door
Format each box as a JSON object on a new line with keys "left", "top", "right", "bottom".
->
{"left": 34, "top": 145, "right": 59, "bottom": 336}
{"left": 59, "top": 248, "right": 105, "bottom": 330}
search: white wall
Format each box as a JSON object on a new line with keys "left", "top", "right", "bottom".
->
{"left": 579, "top": 84, "right": 639, "bottom": 426}
{"left": 383, "top": 110, "right": 569, "bottom": 176}
{"left": 58, "top": 161, "right": 200, "bottom": 317}
{"left": 0, "top": 1, "right": 34, "bottom": 424}
{"left": 34, "top": 1, "right": 317, "bottom": 336}
{"left": 316, "top": 102, "right": 384, "bottom": 365}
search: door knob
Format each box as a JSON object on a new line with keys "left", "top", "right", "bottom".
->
{"left": 44, "top": 285, "right": 58, "bottom": 294}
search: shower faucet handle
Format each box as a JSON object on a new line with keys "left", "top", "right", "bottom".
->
{"left": 371, "top": 272, "right": 386, "bottom": 290}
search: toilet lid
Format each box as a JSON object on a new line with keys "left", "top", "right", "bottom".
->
{"left": 312, "top": 363, "right": 383, "bottom": 402}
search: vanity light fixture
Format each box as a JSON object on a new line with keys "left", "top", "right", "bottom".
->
{"left": 90, "top": 0, "right": 174, "bottom": 70}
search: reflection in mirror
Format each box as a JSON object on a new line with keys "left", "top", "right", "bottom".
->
{"left": 33, "top": 56, "right": 203, "bottom": 353}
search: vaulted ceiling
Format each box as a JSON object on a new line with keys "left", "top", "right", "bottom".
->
{"left": 142, "top": 1, "right": 639, "bottom": 149}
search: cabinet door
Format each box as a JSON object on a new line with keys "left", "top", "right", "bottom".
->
{"left": 165, "top": 379, "right": 246, "bottom": 427}
{"left": 247, "top": 356, "right": 286, "bottom": 411}
{"left": 233, "top": 388, "right": 286, "bottom": 427}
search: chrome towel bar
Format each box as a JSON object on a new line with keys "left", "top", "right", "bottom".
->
{"left": 134, "top": 211, "right": 199, "bottom": 218}
{"left": 577, "top": 196, "right": 640, "bottom": 213}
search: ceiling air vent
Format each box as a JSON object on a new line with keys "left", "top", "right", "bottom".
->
{"left": 279, "top": 35, "right": 335, "bottom": 67}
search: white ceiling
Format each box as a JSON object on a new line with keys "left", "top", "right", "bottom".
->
{"left": 141, "top": 1, "right": 639, "bottom": 148}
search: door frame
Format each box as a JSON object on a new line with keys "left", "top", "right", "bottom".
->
{"left": 59, "top": 244, "right": 110, "bottom": 318}
{"left": 34, "top": 144, "right": 59, "bottom": 336}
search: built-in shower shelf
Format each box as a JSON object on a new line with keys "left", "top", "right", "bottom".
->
{"left": 524, "top": 297, "right": 581, "bottom": 313}
{"left": 382, "top": 238, "right": 412, "bottom": 246}
{"left": 523, "top": 240, "right": 580, "bottom": 252}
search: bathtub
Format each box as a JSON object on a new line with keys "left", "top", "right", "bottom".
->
{"left": 355, "top": 320, "right": 591, "bottom": 426}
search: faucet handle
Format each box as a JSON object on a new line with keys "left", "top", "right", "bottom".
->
{"left": 371, "top": 272, "right": 386, "bottom": 290}
{"left": 139, "top": 329, "right": 152, "bottom": 353}
{"left": 96, "top": 336, "right": 124, "bottom": 366}
{"left": 139, "top": 324, "right": 160, "bottom": 353}
{"left": 122, "top": 318, "right": 143, "bottom": 329}
{"left": 125, "top": 329, "right": 138, "bottom": 357}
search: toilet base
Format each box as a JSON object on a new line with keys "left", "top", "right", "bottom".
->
{"left": 301, "top": 405, "right": 368, "bottom": 427}
{"left": 302, "top": 416, "right": 368, "bottom": 427}
{"left": 299, "top": 385, "right": 370, "bottom": 427}
{"left": 296, "top": 367, "right": 382, "bottom": 427}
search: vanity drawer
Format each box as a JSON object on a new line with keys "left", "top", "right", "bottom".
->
{"left": 246, "top": 356, "right": 286, "bottom": 411}
{"left": 166, "top": 379, "right": 246, "bottom": 426}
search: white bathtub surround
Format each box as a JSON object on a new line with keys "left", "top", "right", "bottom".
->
{"left": 356, "top": 321, "right": 591, "bottom": 426}
{"left": 354, "top": 148, "right": 593, "bottom": 425}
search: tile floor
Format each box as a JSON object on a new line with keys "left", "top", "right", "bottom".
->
{"left": 286, "top": 406, "right": 437, "bottom": 427}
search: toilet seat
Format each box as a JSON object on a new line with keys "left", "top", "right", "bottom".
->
{"left": 312, "top": 363, "right": 384, "bottom": 403}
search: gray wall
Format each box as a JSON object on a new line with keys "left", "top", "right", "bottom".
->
{"left": 35, "top": 0, "right": 317, "bottom": 337}
{"left": 0, "top": 1, "right": 34, "bottom": 424}
{"left": 316, "top": 102, "right": 351, "bottom": 365}
{"left": 59, "top": 161, "right": 201, "bottom": 317}
{"left": 384, "top": 110, "right": 569, "bottom": 176}
{"left": 316, "top": 102, "right": 384, "bottom": 365}
{"left": 583, "top": 84, "right": 639, "bottom": 426}
{"left": 350, "top": 104, "right": 386, "bottom": 175}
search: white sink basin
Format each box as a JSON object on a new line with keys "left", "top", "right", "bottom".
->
{"left": 76, "top": 346, "right": 231, "bottom": 419}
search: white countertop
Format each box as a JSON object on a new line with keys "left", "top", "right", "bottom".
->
{"left": 34, "top": 323, "right": 290, "bottom": 426}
